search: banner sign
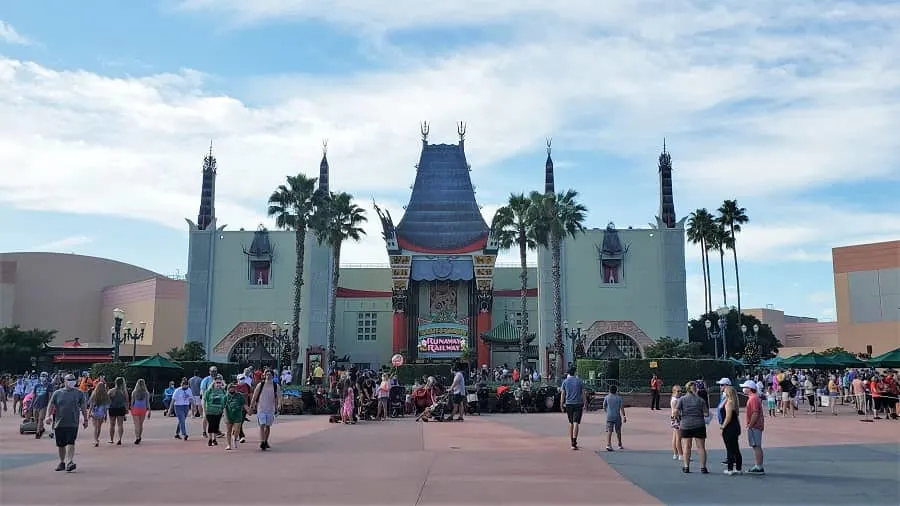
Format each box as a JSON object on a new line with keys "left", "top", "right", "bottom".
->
{"left": 417, "top": 320, "right": 469, "bottom": 358}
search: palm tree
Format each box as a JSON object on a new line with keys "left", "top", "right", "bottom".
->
{"left": 529, "top": 189, "right": 587, "bottom": 379}
{"left": 267, "top": 174, "right": 320, "bottom": 372}
{"left": 686, "top": 209, "right": 715, "bottom": 314}
{"left": 312, "top": 191, "right": 367, "bottom": 363}
{"left": 708, "top": 222, "right": 733, "bottom": 308}
{"left": 490, "top": 193, "right": 537, "bottom": 374}
{"left": 718, "top": 200, "right": 749, "bottom": 318}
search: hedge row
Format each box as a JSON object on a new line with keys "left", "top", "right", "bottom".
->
{"left": 618, "top": 358, "right": 735, "bottom": 389}
{"left": 395, "top": 363, "right": 455, "bottom": 386}
{"left": 574, "top": 359, "right": 616, "bottom": 380}
{"left": 89, "top": 361, "right": 243, "bottom": 396}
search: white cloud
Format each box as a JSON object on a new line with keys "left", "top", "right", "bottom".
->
{"left": 32, "top": 235, "right": 92, "bottom": 252}
{"left": 1, "top": 1, "right": 899, "bottom": 273}
{"left": 0, "top": 20, "right": 30, "bottom": 45}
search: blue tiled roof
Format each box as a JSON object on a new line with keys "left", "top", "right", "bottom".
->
{"left": 396, "top": 142, "right": 489, "bottom": 251}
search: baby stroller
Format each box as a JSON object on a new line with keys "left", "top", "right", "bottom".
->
{"left": 417, "top": 393, "right": 450, "bottom": 422}
{"left": 19, "top": 393, "right": 37, "bottom": 435}
{"left": 388, "top": 385, "right": 406, "bottom": 418}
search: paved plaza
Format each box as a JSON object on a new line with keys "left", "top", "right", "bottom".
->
{"left": 1, "top": 406, "right": 898, "bottom": 505}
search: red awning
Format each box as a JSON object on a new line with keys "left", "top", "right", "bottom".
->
{"left": 53, "top": 354, "right": 113, "bottom": 363}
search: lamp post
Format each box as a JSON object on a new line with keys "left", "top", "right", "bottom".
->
{"left": 704, "top": 319, "right": 717, "bottom": 359}
{"left": 111, "top": 308, "right": 125, "bottom": 362}
{"left": 563, "top": 320, "right": 583, "bottom": 363}
{"left": 270, "top": 321, "right": 291, "bottom": 377}
{"left": 705, "top": 307, "right": 730, "bottom": 359}
{"left": 124, "top": 320, "right": 147, "bottom": 362}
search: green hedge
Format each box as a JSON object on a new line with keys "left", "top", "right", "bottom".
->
{"left": 89, "top": 360, "right": 241, "bottom": 394}
{"left": 618, "top": 359, "right": 735, "bottom": 390}
{"left": 574, "top": 359, "right": 617, "bottom": 380}
{"left": 395, "top": 364, "right": 454, "bottom": 386}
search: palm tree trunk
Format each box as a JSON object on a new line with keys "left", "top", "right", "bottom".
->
{"left": 551, "top": 232, "right": 563, "bottom": 379}
{"left": 328, "top": 243, "right": 341, "bottom": 363}
{"left": 699, "top": 240, "right": 709, "bottom": 315}
{"left": 731, "top": 224, "right": 742, "bottom": 320}
{"left": 703, "top": 240, "right": 713, "bottom": 314}
{"left": 518, "top": 230, "right": 528, "bottom": 374}
{"left": 718, "top": 247, "right": 727, "bottom": 307}
{"left": 293, "top": 227, "right": 306, "bottom": 372}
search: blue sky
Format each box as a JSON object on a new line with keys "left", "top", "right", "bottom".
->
{"left": 1, "top": 1, "right": 899, "bottom": 322}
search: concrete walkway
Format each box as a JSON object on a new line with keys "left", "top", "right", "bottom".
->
{"left": 1, "top": 404, "right": 897, "bottom": 505}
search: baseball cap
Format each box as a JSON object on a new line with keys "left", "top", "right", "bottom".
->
{"left": 716, "top": 378, "right": 731, "bottom": 386}
{"left": 739, "top": 380, "right": 758, "bottom": 390}
{"left": 237, "top": 373, "right": 246, "bottom": 380}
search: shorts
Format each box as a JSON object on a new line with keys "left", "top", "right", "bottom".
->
{"left": 453, "top": 393, "right": 465, "bottom": 405}
{"left": 225, "top": 414, "right": 244, "bottom": 425}
{"left": 205, "top": 414, "right": 222, "bottom": 434}
{"left": 781, "top": 392, "right": 790, "bottom": 402}
{"left": 54, "top": 426, "right": 78, "bottom": 447}
{"left": 257, "top": 413, "right": 275, "bottom": 426}
{"left": 192, "top": 396, "right": 201, "bottom": 407}
{"left": 131, "top": 407, "right": 148, "bottom": 417}
{"left": 108, "top": 407, "right": 127, "bottom": 417}
{"left": 680, "top": 426, "right": 707, "bottom": 439}
{"left": 670, "top": 416, "right": 680, "bottom": 430}
{"left": 378, "top": 397, "right": 389, "bottom": 409}
{"left": 565, "top": 404, "right": 583, "bottom": 424}
{"left": 606, "top": 420, "right": 622, "bottom": 433}
{"left": 747, "top": 427, "right": 763, "bottom": 447}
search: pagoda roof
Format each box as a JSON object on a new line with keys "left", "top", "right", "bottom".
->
{"left": 481, "top": 320, "right": 536, "bottom": 344}
{"left": 396, "top": 142, "right": 489, "bottom": 253}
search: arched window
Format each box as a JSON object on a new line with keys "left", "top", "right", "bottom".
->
{"left": 585, "top": 332, "right": 643, "bottom": 359}
{"left": 229, "top": 334, "right": 278, "bottom": 363}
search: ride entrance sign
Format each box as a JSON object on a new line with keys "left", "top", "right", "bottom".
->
{"left": 417, "top": 319, "right": 469, "bottom": 358}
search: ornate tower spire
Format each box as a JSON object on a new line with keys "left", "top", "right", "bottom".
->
{"left": 197, "top": 141, "right": 217, "bottom": 230}
{"left": 658, "top": 138, "right": 676, "bottom": 228}
{"left": 544, "top": 137, "right": 555, "bottom": 195}
{"left": 318, "top": 139, "right": 329, "bottom": 195}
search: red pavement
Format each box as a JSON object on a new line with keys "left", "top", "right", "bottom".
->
{"left": 1, "top": 403, "right": 896, "bottom": 505}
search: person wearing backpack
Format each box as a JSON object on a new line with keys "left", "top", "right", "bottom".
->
{"left": 250, "top": 369, "right": 281, "bottom": 451}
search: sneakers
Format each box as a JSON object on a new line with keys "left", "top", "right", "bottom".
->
{"left": 55, "top": 462, "right": 66, "bottom": 472}
{"left": 65, "top": 463, "right": 76, "bottom": 473}
{"left": 747, "top": 465, "right": 765, "bottom": 474}
{"left": 723, "top": 470, "right": 743, "bottom": 476}
{"left": 673, "top": 454, "right": 679, "bottom": 460}
{"left": 605, "top": 446, "right": 614, "bottom": 452}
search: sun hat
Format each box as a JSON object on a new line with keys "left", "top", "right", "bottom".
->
{"left": 739, "top": 380, "right": 758, "bottom": 390}
{"left": 716, "top": 378, "right": 731, "bottom": 386}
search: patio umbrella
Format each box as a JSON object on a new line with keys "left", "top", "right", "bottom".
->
{"left": 867, "top": 347, "right": 900, "bottom": 368}
{"left": 760, "top": 357, "right": 784, "bottom": 368}
{"left": 727, "top": 357, "right": 745, "bottom": 367}
{"left": 781, "top": 352, "right": 840, "bottom": 369}
{"left": 823, "top": 351, "right": 867, "bottom": 368}
{"left": 128, "top": 354, "right": 183, "bottom": 369}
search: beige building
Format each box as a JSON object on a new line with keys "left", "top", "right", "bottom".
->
{"left": 744, "top": 307, "right": 839, "bottom": 357}
{"left": 0, "top": 252, "right": 186, "bottom": 362}
{"left": 833, "top": 240, "right": 900, "bottom": 356}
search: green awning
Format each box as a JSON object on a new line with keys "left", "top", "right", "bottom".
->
{"left": 127, "top": 354, "right": 183, "bottom": 370}
{"left": 481, "top": 320, "right": 535, "bottom": 344}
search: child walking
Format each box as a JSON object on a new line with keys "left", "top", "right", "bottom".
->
{"left": 766, "top": 387, "right": 777, "bottom": 417}
{"left": 341, "top": 382, "right": 355, "bottom": 424}
{"left": 223, "top": 383, "right": 248, "bottom": 450}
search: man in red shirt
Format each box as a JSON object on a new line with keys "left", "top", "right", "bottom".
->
{"left": 740, "top": 380, "right": 765, "bottom": 474}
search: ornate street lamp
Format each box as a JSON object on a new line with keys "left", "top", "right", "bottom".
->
{"left": 111, "top": 307, "right": 125, "bottom": 362}
{"left": 704, "top": 307, "right": 730, "bottom": 359}
{"left": 270, "top": 321, "right": 291, "bottom": 377}
{"left": 563, "top": 320, "right": 584, "bottom": 362}
{"left": 111, "top": 308, "right": 146, "bottom": 362}
{"left": 124, "top": 320, "right": 147, "bottom": 362}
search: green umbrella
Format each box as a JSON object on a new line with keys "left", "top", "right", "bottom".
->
{"left": 867, "top": 347, "right": 900, "bottom": 368}
{"left": 823, "top": 351, "right": 867, "bottom": 368}
{"left": 128, "top": 354, "right": 183, "bottom": 369}
{"left": 781, "top": 352, "right": 840, "bottom": 369}
{"left": 760, "top": 357, "right": 784, "bottom": 368}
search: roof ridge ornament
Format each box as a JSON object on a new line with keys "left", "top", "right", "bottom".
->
{"left": 420, "top": 121, "right": 430, "bottom": 143}
{"left": 546, "top": 137, "right": 552, "bottom": 155}
{"left": 322, "top": 139, "right": 328, "bottom": 155}
{"left": 457, "top": 121, "right": 466, "bottom": 142}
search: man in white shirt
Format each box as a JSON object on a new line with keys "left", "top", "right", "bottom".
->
{"left": 450, "top": 363, "right": 466, "bottom": 422}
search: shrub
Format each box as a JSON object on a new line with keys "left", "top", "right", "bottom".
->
{"left": 395, "top": 363, "right": 454, "bottom": 386}
{"left": 618, "top": 358, "right": 735, "bottom": 390}
{"left": 574, "top": 359, "right": 617, "bottom": 381}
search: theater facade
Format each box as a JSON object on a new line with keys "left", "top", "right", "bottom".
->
{"left": 185, "top": 126, "right": 687, "bottom": 376}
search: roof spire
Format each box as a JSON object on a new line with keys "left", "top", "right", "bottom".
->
{"left": 420, "top": 121, "right": 430, "bottom": 144}
{"left": 544, "top": 137, "right": 555, "bottom": 195}
{"left": 197, "top": 142, "right": 217, "bottom": 230}
{"left": 457, "top": 121, "right": 466, "bottom": 142}
{"left": 663, "top": 137, "right": 667, "bottom": 154}
{"left": 658, "top": 139, "right": 676, "bottom": 228}
{"left": 318, "top": 139, "right": 330, "bottom": 195}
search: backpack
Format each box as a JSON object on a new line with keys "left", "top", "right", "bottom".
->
{"left": 252, "top": 381, "right": 278, "bottom": 406}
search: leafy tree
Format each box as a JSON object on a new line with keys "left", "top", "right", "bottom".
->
{"left": 167, "top": 341, "right": 205, "bottom": 361}
{"left": 529, "top": 189, "right": 588, "bottom": 379}
{"left": 0, "top": 326, "right": 56, "bottom": 372}
{"left": 717, "top": 200, "right": 749, "bottom": 321}
{"left": 311, "top": 191, "right": 367, "bottom": 363}
{"left": 644, "top": 337, "right": 706, "bottom": 359}
{"left": 490, "top": 192, "right": 538, "bottom": 374}
{"left": 687, "top": 309, "right": 781, "bottom": 360}
{"left": 268, "top": 173, "right": 321, "bottom": 371}
{"left": 820, "top": 347, "right": 848, "bottom": 355}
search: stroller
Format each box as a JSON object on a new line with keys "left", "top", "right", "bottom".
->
{"left": 19, "top": 393, "right": 38, "bottom": 435}
{"left": 388, "top": 386, "right": 406, "bottom": 418}
{"left": 417, "top": 392, "right": 450, "bottom": 422}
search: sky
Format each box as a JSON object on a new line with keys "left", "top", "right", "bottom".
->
{"left": 1, "top": 1, "right": 899, "bottom": 323}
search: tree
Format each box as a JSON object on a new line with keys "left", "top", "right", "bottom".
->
{"left": 717, "top": 200, "right": 749, "bottom": 321}
{"left": 687, "top": 209, "right": 715, "bottom": 314}
{"left": 529, "top": 189, "right": 587, "bottom": 379}
{"left": 268, "top": 173, "right": 321, "bottom": 372}
{"left": 167, "top": 341, "right": 205, "bottom": 361}
{"left": 821, "top": 346, "right": 848, "bottom": 356}
{"left": 707, "top": 222, "right": 732, "bottom": 307}
{"left": 312, "top": 191, "right": 367, "bottom": 364}
{"left": 644, "top": 337, "right": 705, "bottom": 359}
{"left": 0, "top": 326, "right": 56, "bottom": 372}
{"left": 490, "top": 193, "right": 537, "bottom": 374}
{"left": 687, "top": 309, "right": 781, "bottom": 360}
